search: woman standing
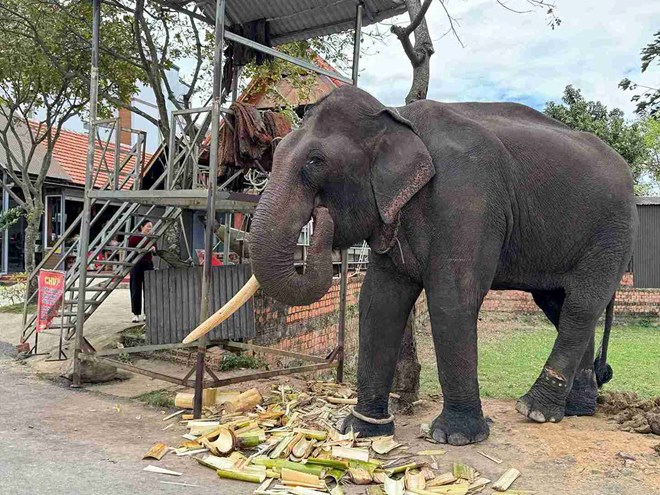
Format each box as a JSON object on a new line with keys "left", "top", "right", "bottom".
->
{"left": 129, "top": 221, "right": 155, "bottom": 323}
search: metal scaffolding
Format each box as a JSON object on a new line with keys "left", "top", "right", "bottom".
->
{"left": 21, "top": 0, "right": 402, "bottom": 418}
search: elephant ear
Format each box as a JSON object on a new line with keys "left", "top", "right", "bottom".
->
{"left": 371, "top": 107, "right": 435, "bottom": 224}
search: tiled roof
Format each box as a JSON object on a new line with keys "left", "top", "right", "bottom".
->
{"left": 49, "top": 126, "right": 152, "bottom": 190}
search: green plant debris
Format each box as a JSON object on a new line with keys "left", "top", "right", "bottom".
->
{"left": 137, "top": 389, "right": 175, "bottom": 409}
{"left": 219, "top": 353, "right": 265, "bottom": 371}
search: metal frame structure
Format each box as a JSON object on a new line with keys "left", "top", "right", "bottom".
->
{"left": 25, "top": 0, "right": 375, "bottom": 419}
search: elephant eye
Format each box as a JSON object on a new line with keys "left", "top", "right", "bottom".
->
{"left": 307, "top": 155, "right": 323, "bottom": 166}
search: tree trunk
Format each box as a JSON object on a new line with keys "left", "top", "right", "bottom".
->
{"left": 23, "top": 204, "right": 43, "bottom": 274}
{"left": 391, "top": 305, "right": 421, "bottom": 414}
{"left": 403, "top": 0, "right": 434, "bottom": 105}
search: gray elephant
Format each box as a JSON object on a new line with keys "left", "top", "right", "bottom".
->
{"left": 244, "top": 85, "right": 637, "bottom": 445}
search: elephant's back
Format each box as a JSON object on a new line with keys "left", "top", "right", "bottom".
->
{"left": 404, "top": 99, "right": 638, "bottom": 284}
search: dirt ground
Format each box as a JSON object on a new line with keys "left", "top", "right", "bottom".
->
{"left": 1, "top": 297, "right": 659, "bottom": 494}
{"left": 4, "top": 359, "right": 658, "bottom": 495}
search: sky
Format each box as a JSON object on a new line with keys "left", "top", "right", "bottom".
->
{"left": 355, "top": 0, "right": 660, "bottom": 116}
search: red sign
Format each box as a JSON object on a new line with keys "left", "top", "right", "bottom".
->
{"left": 36, "top": 270, "right": 65, "bottom": 333}
{"left": 196, "top": 249, "right": 223, "bottom": 266}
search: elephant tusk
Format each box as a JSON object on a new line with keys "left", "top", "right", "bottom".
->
{"left": 182, "top": 275, "right": 260, "bottom": 344}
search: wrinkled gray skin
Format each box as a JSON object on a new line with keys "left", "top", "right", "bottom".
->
{"left": 248, "top": 85, "right": 637, "bottom": 445}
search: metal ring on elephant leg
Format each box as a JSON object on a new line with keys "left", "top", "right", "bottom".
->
{"left": 350, "top": 407, "right": 394, "bottom": 425}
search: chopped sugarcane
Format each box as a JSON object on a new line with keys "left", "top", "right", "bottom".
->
{"left": 332, "top": 446, "right": 370, "bottom": 462}
{"left": 409, "top": 486, "right": 469, "bottom": 495}
{"left": 417, "top": 449, "right": 446, "bottom": 456}
{"left": 142, "top": 442, "right": 168, "bottom": 460}
{"left": 452, "top": 463, "right": 477, "bottom": 483}
{"left": 217, "top": 468, "right": 266, "bottom": 484}
{"left": 293, "top": 428, "right": 328, "bottom": 441}
{"left": 281, "top": 467, "right": 326, "bottom": 489}
{"left": 372, "top": 436, "right": 402, "bottom": 455}
{"left": 306, "top": 458, "right": 350, "bottom": 470}
{"left": 426, "top": 472, "right": 456, "bottom": 486}
{"left": 386, "top": 462, "right": 425, "bottom": 476}
{"left": 383, "top": 475, "right": 405, "bottom": 495}
{"left": 348, "top": 467, "right": 372, "bottom": 484}
{"left": 405, "top": 469, "right": 426, "bottom": 490}
{"left": 492, "top": 468, "right": 520, "bottom": 492}
{"left": 468, "top": 477, "right": 491, "bottom": 491}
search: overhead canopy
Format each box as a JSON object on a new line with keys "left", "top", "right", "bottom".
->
{"left": 164, "top": 0, "right": 407, "bottom": 45}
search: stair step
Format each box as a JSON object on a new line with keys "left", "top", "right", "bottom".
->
{"left": 63, "top": 300, "right": 102, "bottom": 306}
{"left": 103, "top": 246, "right": 143, "bottom": 252}
{"left": 115, "top": 231, "right": 160, "bottom": 238}
{"left": 85, "top": 273, "right": 124, "bottom": 279}
{"left": 94, "top": 260, "right": 136, "bottom": 267}
{"left": 70, "top": 286, "right": 112, "bottom": 292}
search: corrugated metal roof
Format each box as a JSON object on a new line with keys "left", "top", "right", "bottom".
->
{"left": 164, "top": 0, "right": 407, "bottom": 45}
{"left": 636, "top": 197, "right": 660, "bottom": 205}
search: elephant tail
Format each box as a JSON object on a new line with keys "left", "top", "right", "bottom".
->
{"left": 594, "top": 295, "right": 615, "bottom": 387}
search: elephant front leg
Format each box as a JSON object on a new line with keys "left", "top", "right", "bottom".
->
{"left": 340, "top": 257, "right": 422, "bottom": 437}
{"left": 426, "top": 284, "right": 490, "bottom": 446}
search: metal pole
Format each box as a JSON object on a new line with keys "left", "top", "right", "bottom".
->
{"left": 114, "top": 120, "right": 121, "bottom": 190}
{"left": 223, "top": 213, "right": 231, "bottom": 263}
{"left": 194, "top": 0, "right": 225, "bottom": 419}
{"left": 337, "top": 252, "right": 348, "bottom": 383}
{"left": 337, "top": 1, "right": 363, "bottom": 384}
{"left": 352, "top": 2, "right": 364, "bottom": 85}
{"left": 72, "top": 0, "right": 101, "bottom": 388}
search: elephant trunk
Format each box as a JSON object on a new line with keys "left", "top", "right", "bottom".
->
{"left": 249, "top": 183, "right": 334, "bottom": 307}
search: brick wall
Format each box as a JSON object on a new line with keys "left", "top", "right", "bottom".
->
{"left": 252, "top": 274, "right": 362, "bottom": 367}
{"left": 252, "top": 271, "right": 660, "bottom": 367}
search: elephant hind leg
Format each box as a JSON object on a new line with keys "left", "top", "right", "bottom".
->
{"left": 531, "top": 289, "right": 565, "bottom": 329}
{"left": 531, "top": 289, "right": 597, "bottom": 416}
{"left": 517, "top": 286, "right": 608, "bottom": 424}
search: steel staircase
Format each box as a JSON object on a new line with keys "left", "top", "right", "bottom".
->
{"left": 20, "top": 120, "right": 182, "bottom": 352}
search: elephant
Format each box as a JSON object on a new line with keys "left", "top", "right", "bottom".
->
{"left": 240, "top": 85, "right": 638, "bottom": 445}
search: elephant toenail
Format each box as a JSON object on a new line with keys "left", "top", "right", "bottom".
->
{"left": 529, "top": 410, "right": 546, "bottom": 423}
{"left": 448, "top": 433, "right": 470, "bottom": 446}
{"left": 432, "top": 428, "right": 448, "bottom": 444}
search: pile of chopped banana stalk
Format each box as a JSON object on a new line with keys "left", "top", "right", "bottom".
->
{"left": 154, "top": 381, "right": 523, "bottom": 495}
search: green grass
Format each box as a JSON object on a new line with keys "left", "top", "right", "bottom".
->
{"left": 219, "top": 353, "right": 264, "bottom": 371}
{"left": 137, "top": 389, "right": 175, "bottom": 409}
{"left": 0, "top": 303, "right": 36, "bottom": 314}
{"left": 418, "top": 316, "right": 660, "bottom": 400}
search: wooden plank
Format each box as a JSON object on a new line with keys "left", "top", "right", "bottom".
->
{"left": 233, "top": 266, "right": 241, "bottom": 340}
{"left": 243, "top": 265, "right": 255, "bottom": 338}
{"left": 232, "top": 266, "right": 241, "bottom": 340}
{"left": 174, "top": 268, "right": 184, "bottom": 342}
{"left": 96, "top": 341, "right": 202, "bottom": 356}
{"left": 153, "top": 269, "right": 162, "bottom": 344}
{"left": 212, "top": 265, "right": 222, "bottom": 340}
{"left": 145, "top": 270, "right": 153, "bottom": 344}
{"left": 168, "top": 269, "right": 178, "bottom": 344}
{"left": 163, "top": 269, "right": 172, "bottom": 345}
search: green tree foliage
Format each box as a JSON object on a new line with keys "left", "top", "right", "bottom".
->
{"left": 544, "top": 85, "right": 658, "bottom": 195}
{"left": 620, "top": 30, "right": 660, "bottom": 117}
{"left": 0, "top": 0, "right": 143, "bottom": 272}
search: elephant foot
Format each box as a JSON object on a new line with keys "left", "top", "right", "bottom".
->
{"left": 517, "top": 367, "right": 567, "bottom": 423}
{"left": 430, "top": 408, "right": 490, "bottom": 446}
{"left": 565, "top": 368, "right": 598, "bottom": 416}
{"left": 340, "top": 411, "right": 394, "bottom": 438}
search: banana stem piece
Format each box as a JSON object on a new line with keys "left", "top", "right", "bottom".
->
{"left": 182, "top": 275, "right": 260, "bottom": 344}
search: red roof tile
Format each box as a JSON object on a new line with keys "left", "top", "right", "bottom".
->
{"left": 28, "top": 121, "right": 152, "bottom": 190}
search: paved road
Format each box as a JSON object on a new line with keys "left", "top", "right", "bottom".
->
{"left": 0, "top": 353, "right": 245, "bottom": 495}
